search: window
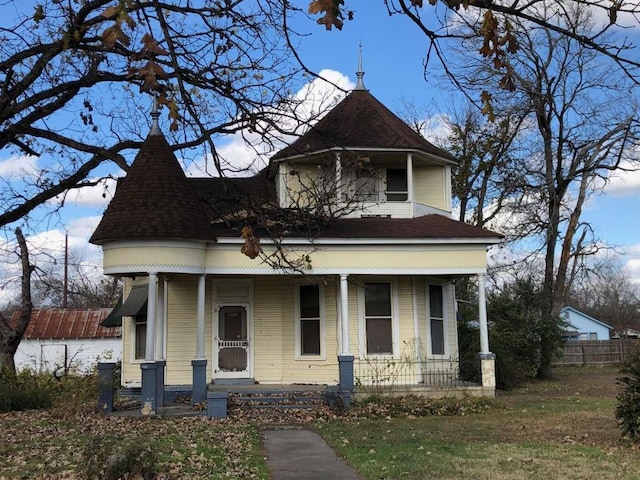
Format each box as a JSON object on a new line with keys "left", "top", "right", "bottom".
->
{"left": 364, "top": 282, "right": 393, "bottom": 354}
{"left": 298, "top": 285, "right": 322, "bottom": 356}
{"left": 428, "top": 285, "right": 445, "bottom": 356}
{"left": 134, "top": 315, "right": 147, "bottom": 360}
{"left": 386, "top": 169, "right": 408, "bottom": 201}
{"left": 354, "top": 168, "right": 378, "bottom": 201}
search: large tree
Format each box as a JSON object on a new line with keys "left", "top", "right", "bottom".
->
{"left": 314, "top": 1, "right": 640, "bottom": 97}
{"left": 0, "top": 0, "right": 319, "bottom": 232}
{"left": 449, "top": 6, "right": 639, "bottom": 322}
{"left": 2, "top": 1, "right": 640, "bottom": 236}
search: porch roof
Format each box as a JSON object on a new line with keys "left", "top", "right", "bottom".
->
{"left": 211, "top": 213, "right": 502, "bottom": 242}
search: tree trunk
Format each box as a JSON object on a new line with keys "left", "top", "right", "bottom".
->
{"left": 0, "top": 228, "right": 35, "bottom": 375}
{"left": 0, "top": 349, "right": 17, "bottom": 373}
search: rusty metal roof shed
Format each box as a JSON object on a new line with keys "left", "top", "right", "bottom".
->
{"left": 9, "top": 309, "right": 121, "bottom": 339}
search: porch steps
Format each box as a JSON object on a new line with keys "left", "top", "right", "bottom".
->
{"left": 222, "top": 386, "right": 327, "bottom": 411}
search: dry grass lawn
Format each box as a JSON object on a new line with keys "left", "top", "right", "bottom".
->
{"left": 316, "top": 366, "right": 639, "bottom": 480}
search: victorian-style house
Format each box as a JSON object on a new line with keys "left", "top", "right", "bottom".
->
{"left": 91, "top": 66, "right": 501, "bottom": 416}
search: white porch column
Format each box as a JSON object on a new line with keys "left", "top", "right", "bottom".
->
{"left": 196, "top": 274, "right": 206, "bottom": 359}
{"left": 335, "top": 153, "right": 342, "bottom": 202}
{"left": 406, "top": 153, "right": 414, "bottom": 215}
{"left": 478, "top": 273, "right": 490, "bottom": 354}
{"left": 340, "top": 274, "right": 350, "bottom": 355}
{"left": 145, "top": 272, "right": 158, "bottom": 361}
{"left": 154, "top": 278, "right": 166, "bottom": 360}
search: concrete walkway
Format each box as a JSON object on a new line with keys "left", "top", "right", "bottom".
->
{"left": 262, "top": 428, "right": 361, "bottom": 480}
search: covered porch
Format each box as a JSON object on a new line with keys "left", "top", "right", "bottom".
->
{"left": 109, "top": 271, "right": 495, "bottom": 417}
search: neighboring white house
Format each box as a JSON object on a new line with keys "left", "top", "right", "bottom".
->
{"left": 612, "top": 327, "right": 640, "bottom": 339}
{"left": 560, "top": 306, "right": 612, "bottom": 341}
{"left": 11, "top": 309, "right": 122, "bottom": 374}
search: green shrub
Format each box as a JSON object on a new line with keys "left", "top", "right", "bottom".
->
{"left": 81, "top": 436, "right": 159, "bottom": 480}
{"left": 616, "top": 346, "right": 640, "bottom": 441}
{"left": 0, "top": 368, "right": 100, "bottom": 413}
{"left": 0, "top": 369, "right": 54, "bottom": 412}
{"left": 486, "top": 278, "right": 565, "bottom": 389}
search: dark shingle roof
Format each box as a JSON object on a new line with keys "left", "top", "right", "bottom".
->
{"left": 90, "top": 100, "right": 498, "bottom": 246}
{"left": 320, "top": 215, "right": 501, "bottom": 240}
{"left": 90, "top": 132, "right": 214, "bottom": 244}
{"left": 271, "top": 89, "right": 455, "bottom": 162}
{"left": 189, "top": 168, "right": 277, "bottom": 216}
{"left": 211, "top": 213, "right": 502, "bottom": 241}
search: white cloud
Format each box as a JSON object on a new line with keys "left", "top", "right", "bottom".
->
{"left": 0, "top": 154, "right": 38, "bottom": 179}
{"left": 186, "top": 69, "right": 355, "bottom": 177}
{"left": 601, "top": 162, "right": 640, "bottom": 197}
{"left": 54, "top": 178, "right": 118, "bottom": 207}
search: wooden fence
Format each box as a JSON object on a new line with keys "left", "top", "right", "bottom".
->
{"left": 554, "top": 339, "right": 639, "bottom": 366}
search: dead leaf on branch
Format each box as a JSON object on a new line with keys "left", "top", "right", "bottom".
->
{"left": 101, "top": 24, "right": 130, "bottom": 48}
{"left": 309, "top": 0, "right": 344, "bottom": 30}
{"left": 141, "top": 33, "right": 170, "bottom": 57}
{"left": 240, "top": 225, "right": 262, "bottom": 259}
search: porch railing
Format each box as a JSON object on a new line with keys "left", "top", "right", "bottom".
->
{"left": 354, "top": 356, "right": 480, "bottom": 392}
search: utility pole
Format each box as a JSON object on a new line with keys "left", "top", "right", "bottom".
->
{"left": 63, "top": 232, "right": 68, "bottom": 309}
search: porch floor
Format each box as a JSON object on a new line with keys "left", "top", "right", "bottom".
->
{"left": 207, "top": 383, "right": 329, "bottom": 393}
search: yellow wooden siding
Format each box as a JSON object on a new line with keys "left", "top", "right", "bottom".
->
{"left": 414, "top": 277, "right": 428, "bottom": 358}
{"left": 445, "top": 283, "right": 459, "bottom": 360}
{"left": 165, "top": 275, "right": 212, "bottom": 385}
{"left": 103, "top": 243, "right": 205, "bottom": 271}
{"left": 413, "top": 166, "right": 445, "bottom": 209}
{"left": 252, "top": 277, "right": 285, "bottom": 382}
{"left": 207, "top": 245, "right": 488, "bottom": 272}
{"left": 121, "top": 274, "right": 463, "bottom": 387}
{"left": 283, "top": 163, "right": 320, "bottom": 208}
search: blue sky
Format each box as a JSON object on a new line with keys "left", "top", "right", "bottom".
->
{"left": 0, "top": 1, "right": 639, "bottom": 307}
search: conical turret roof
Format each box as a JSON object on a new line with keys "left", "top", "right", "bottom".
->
{"left": 90, "top": 131, "right": 213, "bottom": 244}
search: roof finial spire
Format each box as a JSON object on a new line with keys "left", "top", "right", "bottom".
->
{"left": 355, "top": 42, "right": 367, "bottom": 91}
{"left": 149, "top": 94, "right": 162, "bottom": 135}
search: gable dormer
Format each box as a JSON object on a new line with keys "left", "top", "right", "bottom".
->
{"left": 268, "top": 78, "right": 457, "bottom": 219}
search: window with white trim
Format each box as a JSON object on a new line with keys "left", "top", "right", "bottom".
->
{"left": 385, "top": 168, "right": 408, "bottom": 201}
{"left": 134, "top": 315, "right": 147, "bottom": 360}
{"left": 428, "top": 284, "right": 446, "bottom": 356}
{"left": 364, "top": 282, "right": 393, "bottom": 354}
{"left": 297, "top": 284, "right": 323, "bottom": 356}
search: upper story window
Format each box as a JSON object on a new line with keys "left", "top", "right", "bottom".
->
{"left": 354, "top": 168, "right": 379, "bottom": 201}
{"left": 343, "top": 166, "right": 408, "bottom": 203}
{"left": 386, "top": 169, "right": 408, "bottom": 201}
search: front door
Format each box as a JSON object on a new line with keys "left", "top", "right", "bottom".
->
{"left": 215, "top": 305, "right": 250, "bottom": 378}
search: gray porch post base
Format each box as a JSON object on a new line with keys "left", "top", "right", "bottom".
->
{"left": 97, "top": 362, "right": 116, "bottom": 413}
{"left": 155, "top": 360, "right": 166, "bottom": 408}
{"left": 191, "top": 359, "right": 208, "bottom": 404}
{"left": 477, "top": 353, "right": 496, "bottom": 389}
{"left": 207, "top": 391, "right": 228, "bottom": 419}
{"left": 140, "top": 362, "right": 158, "bottom": 415}
{"left": 338, "top": 355, "right": 355, "bottom": 408}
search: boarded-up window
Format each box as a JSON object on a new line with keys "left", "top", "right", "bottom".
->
{"left": 300, "top": 285, "right": 321, "bottom": 355}
{"left": 365, "top": 282, "right": 393, "bottom": 354}
{"left": 135, "top": 316, "right": 147, "bottom": 360}
{"left": 429, "top": 285, "right": 445, "bottom": 355}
